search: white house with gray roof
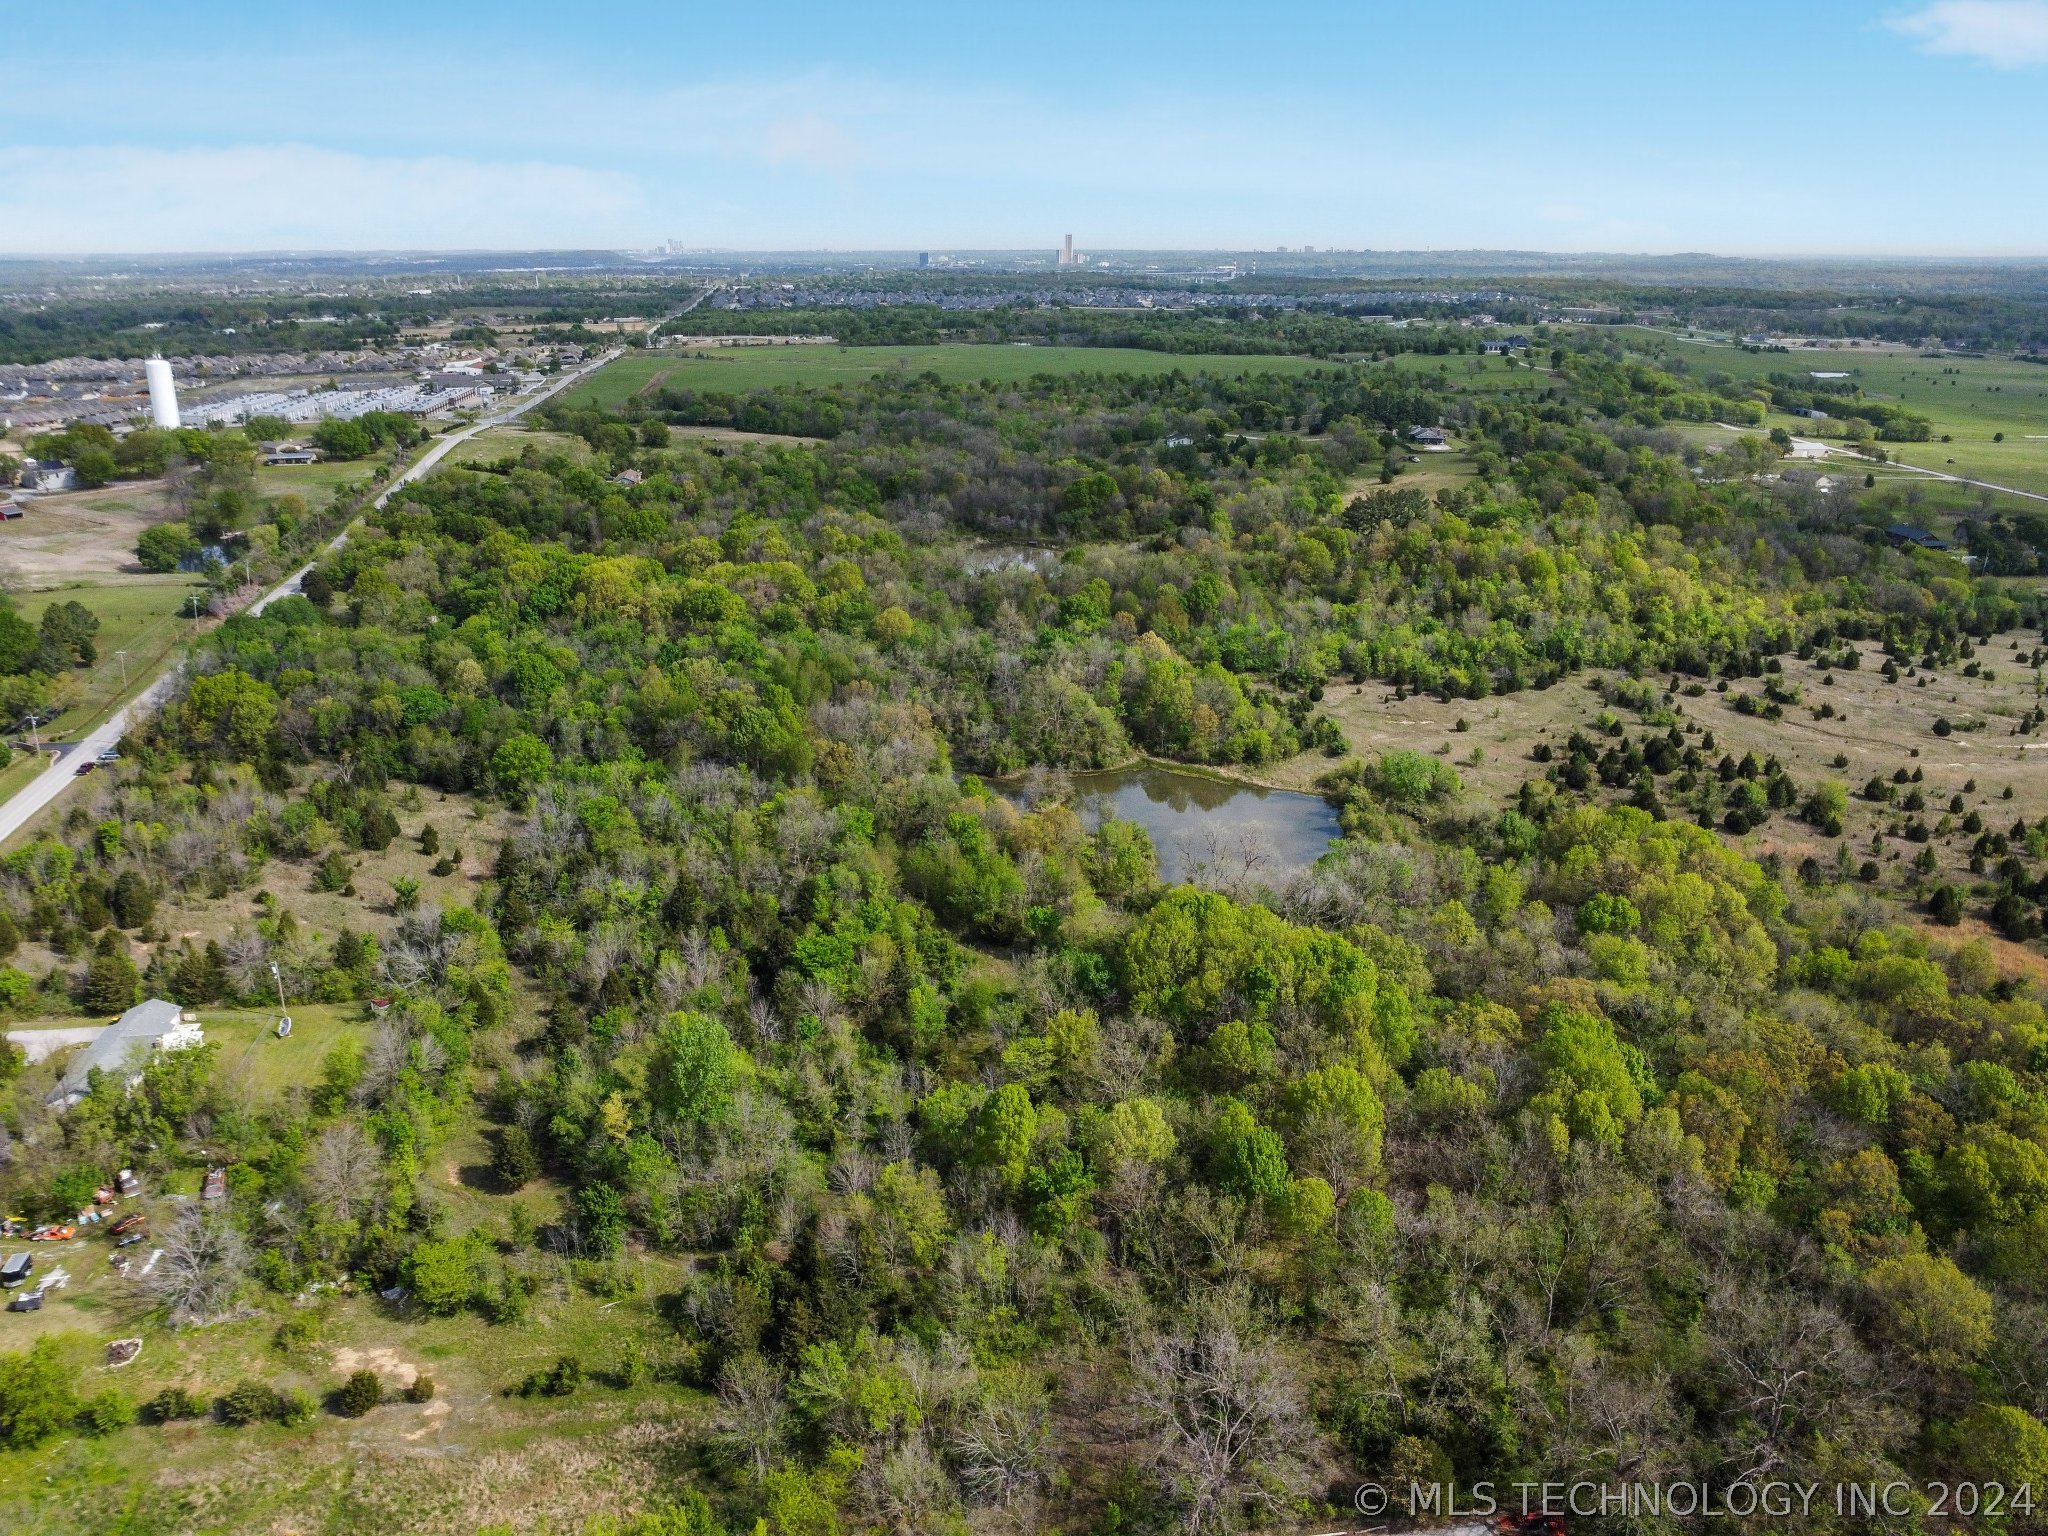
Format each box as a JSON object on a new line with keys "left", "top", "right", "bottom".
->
{"left": 49, "top": 999, "right": 203, "bottom": 1108}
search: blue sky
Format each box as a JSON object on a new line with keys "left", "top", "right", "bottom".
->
{"left": 5, "top": 0, "right": 2047, "bottom": 255}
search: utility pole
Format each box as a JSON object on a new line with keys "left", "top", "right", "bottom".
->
{"left": 270, "top": 961, "right": 292, "bottom": 1037}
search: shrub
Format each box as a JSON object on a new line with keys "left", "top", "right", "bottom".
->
{"left": 77, "top": 1388, "right": 135, "bottom": 1436}
{"left": 0, "top": 1340, "right": 78, "bottom": 1448}
{"left": 520, "top": 1354, "right": 583, "bottom": 1399}
{"left": 145, "top": 1385, "right": 204, "bottom": 1423}
{"left": 218, "top": 1379, "right": 285, "bottom": 1427}
{"left": 1368, "top": 749, "right": 1462, "bottom": 805}
{"left": 277, "top": 1388, "right": 318, "bottom": 1427}
{"left": 404, "top": 1236, "right": 483, "bottom": 1316}
{"left": 494, "top": 1124, "right": 541, "bottom": 1191}
{"left": 335, "top": 1369, "right": 383, "bottom": 1417}
{"left": 404, "top": 1374, "right": 436, "bottom": 1404}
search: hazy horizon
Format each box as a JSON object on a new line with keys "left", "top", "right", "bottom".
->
{"left": 8, "top": 0, "right": 2048, "bottom": 256}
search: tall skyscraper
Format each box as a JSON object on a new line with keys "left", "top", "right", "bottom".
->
{"left": 1060, "top": 234, "right": 1073, "bottom": 266}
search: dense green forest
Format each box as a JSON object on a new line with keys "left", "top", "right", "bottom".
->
{"left": 8, "top": 333, "right": 2048, "bottom": 1534}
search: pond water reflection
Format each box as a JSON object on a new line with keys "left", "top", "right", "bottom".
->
{"left": 1067, "top": 764, "right": 1342, "bottom": 885}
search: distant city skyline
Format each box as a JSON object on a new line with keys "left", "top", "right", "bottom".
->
{"left": 5, "top": 0, "right": 2048, "bottom": 255}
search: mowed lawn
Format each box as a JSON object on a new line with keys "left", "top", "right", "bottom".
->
{"left": 19, "top": 576, "right": 206, "bottom": 727}
{"left": 203, "top": 1004, "right": 375, "bottom": 1099}
{"left": 252, "top": 458, "right": 369, "bottom": 513}
{"left": 560, "top": 343, "right": 1333, "bottom": 407}
{"left": 7, "top": 1004, "right": 372, "bottom": 1105}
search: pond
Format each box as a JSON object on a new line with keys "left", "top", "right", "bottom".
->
{"left": 1066, "top": 763, "right": 1343, "bottom": 885}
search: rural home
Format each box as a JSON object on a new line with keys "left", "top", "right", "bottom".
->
{"left": 17, "top": 459, "right": 76, "bottom": 492}
{"left": 49, "top": 998, "right": 204, "bottom": 1108}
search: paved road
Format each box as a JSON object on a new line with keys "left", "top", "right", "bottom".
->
{"left": 0, "top": 348, "right": 622, "bottom": 844}
{"left": 251, "top": 347, "right": 621, "bottom": 616}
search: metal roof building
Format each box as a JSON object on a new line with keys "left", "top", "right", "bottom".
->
{"left": 50, "top": 999, "right": 203, "bottom": 1108}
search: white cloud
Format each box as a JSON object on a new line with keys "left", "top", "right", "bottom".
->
{"left": 0, "top": 143, "right": 648, "bottom": 253}
{"left": 1889, "top": 1, "right": 2048, "bottom": 66}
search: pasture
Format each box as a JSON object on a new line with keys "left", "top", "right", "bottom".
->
{"left": 1623, "top": 328, "right": 2048, "bottom": 499}
{"left": 1270, "top": 628, "right": 2048, "bottom": 955}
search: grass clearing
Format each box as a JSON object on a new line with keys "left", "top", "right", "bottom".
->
{"left": 1267, "top": 627, "right": 2048, "bottom": 925}
{"left": 1623, "top": 328, "right": 2048, "bottom": 498}
{"left": 561, "top": 343, "right": 1333, "bottom": 407}
{"left": 440, "top": 425, "right": 592, "bottom": 467}
{"left": 0, "top": 484, "right": 170, "bottom": 584}
{"left": 20, "top": 575, "right": 208, "bottom": 731}
{"left": 252, "top": 459, "right": 368, "bottom": 514}
{"left": 204, "top": 1005, "right": 374, "bottom": 1099}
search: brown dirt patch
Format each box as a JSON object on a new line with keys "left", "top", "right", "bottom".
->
{"left": 0, "top": 482, "right": 169, "bottom": 583}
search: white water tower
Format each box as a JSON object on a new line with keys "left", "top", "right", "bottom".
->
{"left": 144, "top": 355, "right": 180, "bottom": 429}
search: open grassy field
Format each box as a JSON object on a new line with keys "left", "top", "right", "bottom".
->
{"left": 0, "top": 575, "right": 208, "bottom": 811}
{"left": 252, "top": 458, "right": 367, "bottom": 513}
{"left": 560, "top": 343, "right": 1333, "bottom": 408}
{"left": 1621, "top": 328, "right": 2048, "bottom": 499}
{"left": 1258, "top": 626, "right": 2048, "bottom": 956}
{"left": 21, "top": 576, "right": 206, "bottom": 722}
{"left": 440, "top": 425, "right": 592, "bottom": 467}
{"left": 0, "top": 484, "right": 169, "bottom": 585}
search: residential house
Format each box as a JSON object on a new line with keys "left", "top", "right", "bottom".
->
{"left": 1885, "top": 525, "right": 1952, "bottom": 551}
{"left": 17, "top": 460, "right": 76, "bottom": 493}
{"left": 50, "top": 999, "right": 204, "bottom": 1108}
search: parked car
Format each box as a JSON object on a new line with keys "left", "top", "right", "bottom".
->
{"left": 109, "top": 1212, "right": 146, "bottom": 1236}
{"left": 29, "top": 1225, "right": 75, "bottom": 1242}
{"left": 8, "top": 1290, "right": 42, "bottom": 1312}
{"left": 114, "top": 1232, "right": 147, "bottom": 1250}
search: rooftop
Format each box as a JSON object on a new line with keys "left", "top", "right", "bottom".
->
{"left": 52, "top": 998, "right": 201, "bottom": 1106}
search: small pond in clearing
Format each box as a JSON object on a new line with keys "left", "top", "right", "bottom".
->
{"left": 1068, "top": 764, "right": 1343, "bottom": 885}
